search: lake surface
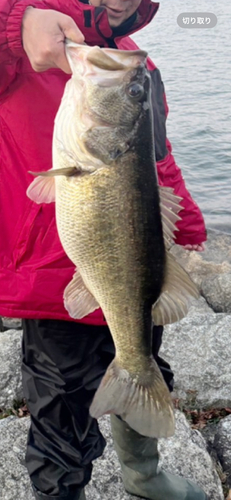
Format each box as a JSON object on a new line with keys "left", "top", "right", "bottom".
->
{"left": 133, "top": 0, "right": 231, "bottom": 234}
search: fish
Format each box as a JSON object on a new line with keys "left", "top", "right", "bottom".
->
{"left": 27, "top": 41, "right": 199, "bottom": 438}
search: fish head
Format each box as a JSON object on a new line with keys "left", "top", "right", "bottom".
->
{"left": 65, "top": 42, "right": 151, "bottom": 166}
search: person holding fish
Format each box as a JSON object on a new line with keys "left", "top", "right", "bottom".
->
{"left": 0, "top": 1, "right": 207, "bottom": 499}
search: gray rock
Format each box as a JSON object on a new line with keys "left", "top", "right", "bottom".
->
{"left": 201, "top": 274, "right": 231, "bottom": 313}
{"left": 214, "top": 415, "right": 231, "bottom": 488}
{"left": 1, "top": 317, "right": 22, "bottom": 331}
{"left": 158, "top": 411, "right": 224, "bottom": 500}
{"left": 201, "top": 422, "right": 221, "bottom": 465}
{"left": 0, "top": 416, "right": 33, "bottom": 500}
{"left": 201, "top": 424, "right": 217, "bottom": 450}
{"left": 171, "top": 229, "right": 231, "bottom": 290}
{"left": 201, "top": 230, "right": 231, "bottom": 265}
{"left": 160, "top": 313, "right": 231, "bottom": 408}
{"left": 0, "top": 412, "right": 223, "bottom": 500}
{"left": 0, "top": 329, "right": 23, "bottom": 408}
{"left": 186, "top": 296, "right": 214, "bottom": 316}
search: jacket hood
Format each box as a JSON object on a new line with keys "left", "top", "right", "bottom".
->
{"left": 78, "top": 0, "right": 159, "bottom": 41}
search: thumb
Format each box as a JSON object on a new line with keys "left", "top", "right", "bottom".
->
{"left": 61, "top": 17, "right": 85, "bottom": 44}
{"left": 55, "top": 16, "right": 85, "bottom": 73}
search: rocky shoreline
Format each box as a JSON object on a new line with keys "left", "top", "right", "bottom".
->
{"left": 1, "top": 228, "right": 231, "bottom": 500}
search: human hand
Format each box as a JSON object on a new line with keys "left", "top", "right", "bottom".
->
{"left": 183, "top": 243, "right": 205, "bottom": 252}
{"left": 22, "top": 8, "right": 85, "bottom": 73}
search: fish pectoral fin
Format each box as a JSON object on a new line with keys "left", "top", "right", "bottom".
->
{"left": 152, "top": 252, "right": 199, "bottom": 325}
{"left": 89, "top": 358, "right": 175, "bottom": 439}
{"left": 29, "top": 167, "right": 81, "bottom": 177}
{"left": 26, "top": 173, "right": 55, "bottom": 204}
{"left": 64, "top": 270, "right": 99, "bottom": 319}
{"left": 26, "top": 167, "right": 82, "bottom": 204}
{"left": 159, "top": 185, "right": 183, "bottom": 249}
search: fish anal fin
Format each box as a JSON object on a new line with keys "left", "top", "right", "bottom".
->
{"left": 26, "top": 174, "right": 55, "bottom": 204}
{"left": 64, "top": 269, "right": 99, "bottom": 319}
{"left": 152, "top": 252, "right": 199, "bottom": 326}
{"left": 90, "top": 358, "right": 175, "bottom": 439}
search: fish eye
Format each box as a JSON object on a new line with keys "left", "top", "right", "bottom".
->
{"left": 127, "top": 83, "right": 144, "bottom": 100}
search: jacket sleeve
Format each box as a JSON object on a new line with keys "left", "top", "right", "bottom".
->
{"left": 0, "top": 0, "right": 78, "bottom": 95}
{"left": 0, "top": 0, "right": 46, "bottom": 94}
{"left": 156, "top": 95, "right": 207, "bottom": 247}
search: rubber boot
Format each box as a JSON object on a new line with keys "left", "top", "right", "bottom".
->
{"left": 110, "top": 415, "right": 208, "bottom": 500}
{"left": 32, "top": 485, "right": 86, "bottom": 500}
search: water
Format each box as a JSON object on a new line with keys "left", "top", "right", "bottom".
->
{"left": 132, "top": 0, "right": 231, "bottom": 233}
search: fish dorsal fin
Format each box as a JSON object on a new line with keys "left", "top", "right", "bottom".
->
{"left": 64, "top": 269, "right": 99, "bottom": 319}
{"left": 152, "top": 253, "right": 199, "bottom": 326}
{"left": 26, "top": 173, "right": 56, "bottom": 204}
{"left": 159, "top": 186, "right": 183, "bottom": 249}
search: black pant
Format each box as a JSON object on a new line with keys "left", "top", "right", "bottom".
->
{"left": 22, "top": 319, "right": 174, "bottom": 497}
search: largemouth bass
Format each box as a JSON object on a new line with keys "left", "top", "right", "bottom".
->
{"left": 27, "top": 42, "right": 198, "bottom": 438}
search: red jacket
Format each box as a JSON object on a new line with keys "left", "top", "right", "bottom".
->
{"left": 0, "top": 0, "right": 206, "bottom": 323}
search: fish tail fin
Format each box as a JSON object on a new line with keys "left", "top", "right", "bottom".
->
{"left": 89, "top": 358, "right": 175, "bottom": 438}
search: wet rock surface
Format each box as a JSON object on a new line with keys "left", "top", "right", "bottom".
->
{"left": 214, "top": 416, "right": 231, "bottom": 488}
